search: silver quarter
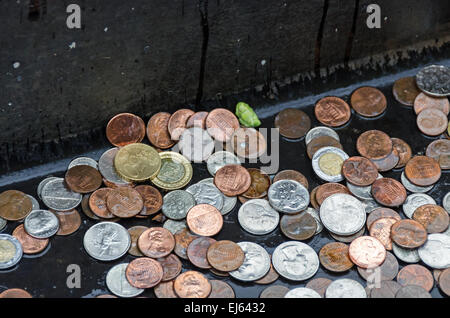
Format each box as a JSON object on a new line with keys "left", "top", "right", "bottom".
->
{"left": 305, "top": 207, "right": 323, "bottom": 234}
{"left": 186, "top": 183, "right": 224, "bottom": 211}
{"left": 362, "top": 199, "right": 381, "bottom": 214}
{"left": 37, "top": 176, "right": 58, "bottom": 200}
{"left": 238, "top": 199, "right": 279, "bottom": 235}
{"left": 178, "top": 127, "right": 215, "bottom": 163}
{"left": 268, "top": 180, "right": 309, "bottom": 214}
{"left": 347, "top": 173, "right": 382, "bottom": 200}
{"left": 402, "top": 193, "right": 436, "bottom": 218}
{"left": 229, "top": 242, "right": 271, "bottom": 282}
{"left": 272, "top": 241, "right": 319, "bottom": 281}
{"left": 416, "top": 64, "right": 450, "bottom": 97}
{"left": 0, "top": 234, "right": 22, "bottom": 269}
{"left": 206, "top": 151, "right": 241, "bottom": 176}
{"left": 26, "top": 195, "right": 40, "bottom": 211}
{"left": 98, "top": 148, "right": 131, "bottom": 186}
{"left": 320, "top": 193, "right": 366, "bottom": 236}
{"left": 392, "top": 243, "right": 420, "bottom": 263}
{"left": 162, "top": 190, "right": 195, "bottom": 220}
{"left": 284, "top": 287, "right": 321, "bottom": 298}
{"left": 163, "top": 219, "right": 187, "bottom": 235}
{"left": 41, "top": 178, "right": 82, "bottom": 211}
{"left": 401, "top": 172, "right": 434, "bottom": 193}
{"left": 443, "top": 192, "right": 450, "bottom": 214}
{"left": 24, "top": 210, "right": 59, "bottom": 239}
{"left": 418, "top": 233, "right": 450, "bottom": 269}
{"left": 68, "top": 157, "right": 99, "bottom": 170}
{"left": 83, "top": 222, "right": 131, "bottom": 261}
{"left": 106, "top": 263, "right": 144, "bottom": 298}
{"left": 305, "top": 126, "right": 340, "bottom": 146}
{"left": 325, "top": 279, "right": 367, "bottom": 298}
{"left": 197, "top": 178, "right": 237, "bottom": 215}
{"left": 312, "top": 146, "right": 349, "bottom": 182}
{"left": 0, "top": 217, "right": 6, "bottom": 232}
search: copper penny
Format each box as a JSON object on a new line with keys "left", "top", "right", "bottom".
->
{"left": 206, "top": 240, "right": 245, "bottom": 272}
{"left": 241, "top": 168, "right": 271, "bottom": 199}
{"left": 210, "top": 268, "right": 230, "bottom": 277}
{"left": 349, "top": 236, "right": 386, "bottom": 269}
{"left": 305, "top": 278, "right": 332, "bottom": 297}
{"left": 280, "top": 212, "right": 317, "bottom": 241}
{"left": 173, "top": 228, "right": 198, "bottom": 260}
{"left": 209, "top": 280, "right": 235, "bottom": 298}
{"left": 369, "top": 217, "right": 398, "bottom": 250}
{"left": 0, "top": 289, "right": 32, "bottom": 298}
{"left": 238, "top": 196, "right": 251, "bottom": 204}
{"left": 315, "top": 96, "right": 351, "bottom": 127}
{"left": 371, "top": 178, "right": 406, "bottom": 207}
{"left": 414, "top": 92, "right": 450, "bottom": 115}
{"left": 356, "top": 130, "right": 393, "bottom": 160}
{"left": 426, "top": 139, "right": 450, "bottom": 170}
{"left": 390, "top": 219, "right": 427, "bottom": 249}
{"left": 205, "top": 108, "right": 240, "bottom": 142}
{"left": 147, "top": 112, "right": 175, "bottom": 149}
{"left": 186, "top": 111, "right": 209, "bottom": 129}
{"left": 310, "top": 186, "right": 320, "bottom": 209}
{"left": 138, "top": 227, "right": 175, "bottom": 258}
{"left": 392, "top": 77, "right": 420, "bottom": 106}
{"left": 274, "top": 108, "right": 311, "bottom": 139}
{"left": 254, "top": 260, "right": 279, "bottom": 285}
{"left": 214, "top": 165, "right": 251, "bottom": 196}
{"left": 174, "top": 271, "right": 211, "bottom": 298}
{"left": 371, "top": 148, "right": 400, "bottom": 172}
{"left": 128, "top": 225, "right": 148, "bottom": 257}
{"left": 106, "top": 113, "right": 145, "bottom": 147}
{"left": 319, "top": 242, "right": 354, "bottom": 272}
{"left": 154, "top": 280, "right": 178, "bottom": 298}
{"left": 351, "top": 86, "right": 387, "bottom": 117}
{"left": 397, "top": 264, "right": 434, "bottom": 292}
{"left": 405, "top": 155, "right": 441, "bottom": 186}
{"left": 306, "top": 135, "right": 343, "bottom": 159}
{"left": 273, "top": 170, "right": 309, "bottom": 190}
{"left": 12, "top": 224, "right": 49, "bottom": 254}
{"left": 391, "top": 138, "right": 412, "bottom": 168}
{"left": 357, "top": 251, "right": 398, "bottom": 282}
{"left": 260, "top": 285, "right": 289, "bottom": 298}
{"left": 152, "top": 213, "right": 166, "bottom": 223}
{"left": 187, "top": 237, "right": 216, "bottom": 269}
{"left": 438, "top": 268, "right": 450, "bottom": 296}
{"left": 106, "top": 187, "right": 144, "bottom": 218}
{"left": 369, "top": 280, "right": 402, "bottom": 298}
{"left": 417, "top": 108, "right": 449, "bottom": 136}
{"left": 412, "top": 204, "right": 449, "bottom": 234}
{"left": 89, "top": 188, "right": 115, "bottom": 219}
{"left": 52, "top": 209, "right": 81, "bottom": 236}
{"left": 366, "top": 207, "right": 401, "bottom": 229}
{"left": 134, "top": 185, "right": 163, "bottom": 216}
{"left": 167, "top": 109, "right": 195, "bottom": 141}
{"left": 330, "top": 227, "right": 366, "bottom": 243}
{"left": 342, "top": 156, "right": 379, "bottom": 186}
{"left": 230, "top": 127, "right": 267, "bottom": 159}
{"left": 157, "top": 253, "right": 182, "bottom": 281}
{"left": 0, "top": 190, "right": 32, "bottom": 221}
{"left": 186, "top": 204, "right": 223, "bottom": 237}
{"left": 65, "top": 165, "right": 102, "bottom": 194}
{"left": 125, "top": 257, "right": 164, "bottom": 289}
{"left": 315, "top": 183, "right": 350, "bottom": 206}
{"left": 81, "top": 194, "right": 101, "bottom": 220}
{"left": 433, "top": 269, "right": 443, "bottom": 283}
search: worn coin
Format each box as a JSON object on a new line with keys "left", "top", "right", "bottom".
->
{"left": 349, "top": 236, "right": 386, "bottom": 269}
{"left": 274, "top": 108, "right": 311, "bottom": 139}
{"left": 305, "top": 278, "right": 332, "bottom": 297}
{"left": 98, "top": 148, "right": 132, "bottom": 187}
{"left": 392, "top": 77, "right": 421, "bottom": 106}
{"left": 402, "top": 193, "right": 436, "bottom": 219}
{"left": 414, "top": 92, "right": 450, "bottom": 115}
{"left": 65, "top": 165, "right": 102, "bottom": 194}
{"left": 0, "top": 190, "right": 32, "bottom": 221}
{"left": 371, "top": 178, "right": 406, "bottom": 207}
{"left": 186, "top": 111, "right": 209, "bottom": 129}
{"left": 186, "top": 183, "right": 224, "bottom": 212}
{"left": 280, "top": 212, "right": 316, "bottom": 241}
{"left": 84, "top": 222, "right": 130, "bottom": 261}
{"left": 396, "top": 285, "right": 431, "bottom": 298}
{"left": 214, "top": 165, "right": 251, "bottom": 196}
{"left": 316, "top": 183, "right": 350, "bottom": 206}
{"left": 162, "top": 190, "right": 195, "bottom": 220}
{"left": 230, "top": 242, "right": 270, "bottom": 282}
{"left": 114, "top": 143, "right": 161, "bottom": 182}
{"left": 207, "top": 240, "right": 245, "bottom": 272}
{"left": 52, "top": 209, "right": 81, "bottom": 236}
{"left": 12, "top": 224, "right": 48, "bottom": 255}
{"left": 369, "top": 217, "right": 398, "bottom": 250}
{"left": 315, "top": 97, "right": 351, "bottom": 127}
{"left": 128, "top": 226, "right": 148, "bottom": 257}
{"left": 24, "top": 210, "right": 59, "bottom": 239}
{"left": 173, "top": 228, "right": 198, "bottom": 260}
{"left": 285, "top": 287, "right": 321, "bottom": 298}
{"left": 197, "top": 178, "right": 237, "bottom": 215}
{"left": 89, "top": 188, "right": 115, "bottom": 219}
{"left": 392, "top": 243, "right": 420, "bottom": 263}
{"left": 106, "top": 113, "right": 145, "bottom": 147}
{"left": 415, "top": 64, "right": 450, "bottom": 97}
{"left": 268, "top": 180, "right": 309, "bottom": 214}
{"left": 397, "top": 264, "right": 434, "bottom": 291}
{"left": 242, "top": 169, "right": 271, "bottom": 199}
{"left": 154, "top": 281, "right": 178, "bottom": 298}
{"left": 134, "top": 185, "right": 162, "bottom": 217}
{"left": 391, "top": 138, "right": 412, "bottom": 168}
{"left": 413, "top": 204, "right": 449, "bottom": 233}
{"left": 418, "top": 233, "right": 450, "bottom": 269}
{"left": 391, "top": 219, "right": 427, "bottom": 249}
{"left": 405, "top": 156, "right": 442, "bottom": 187}
{"left": 230, "top": 127, "right": 267, "bottom": 159}
{"left": 417, "top": 108, "right": 448, "bottom": 136}
{"left": 310, "top": 186, "right": 320, "bottom": 209}
{"left": 273, "top": 170, "right": 309, "bottom": 190}
{"left": 401, "top": 171, "right": 434, "bottom": 193}
{"left": 0, "top": 234, "right": 22, "bottom": 269}
{"left": 342, "top": 156, "right": 378, "bottom": 186}
{"left": 205, "top": 108, "right": 240, "bottom": 142}
{"left": 147, "top": 112, "right": 176, "bottom": 149}
{"left": 371, "top": 148, "right": 400, "bottom": 172}
{"left": 357, "top": 130, "right": 393, "bottom": 160}
{"left": 187, "top": 237, "right": 216, "bottom": 269}
{"left": 174, "top": 271, "right": 211, "bottom": 298}
{"left": 319, "top": 242, "right": 353, "bottom": 272}
{"left": 208, "top": 280, "right": 235, "bottom": 298}
{"left": 186, "top": 204, "right": 223, "bottom": 237}
{"left": 41, "top": 178, "right": 82, "bottom": 212}
{"left": 167, "top": 109, "right": 195, "bottom": 141}
{"left": 238, "top": 199, "right": 279, "bottom": 235}
{"left": 260, "top": 285, "right": 289, "bottom": 298}
{"left": 357, "top": 251, "right": 398, "bottom": 281}
{"left": 0, "top": 289, "right": 32, "bottom": 298}
{"left": 438, "top": 268, "right": 450, "bottom": 296}
{"left": 26, "top": 195, "right": 40, "bottom": 212}
{"left": 106, "top": 263, "right": 144, "bottom": 298}
{"left": 106, "top": 187, "right": 144, "bottom": 218}
{"left": 426, "top": 139, "right": 450, "bottom": 170}
{"left": 178, "top": 127, "right": 214, "bottom": 163}
{"left": 369, "top": 281, "right": 402, "bottom": 298}
{"left": 138, "top": 227, "right": 175, "bottom": 258}
{"left": 206, "top": 151, "right": 241, "bottom": 176}
{"left": 306, "top": 135, "right": 343, "bottom": 159}
{"left": 351, "top": 86, "right": 387, "bottom": 117}
{"left": 312, "top": 146, "right": 349, "bottom": 182}
{"left": 125, "top": 257, "right": 164, "bottom": 289}
{"left": 325, "top": 279, "right": 366, "bottom": 298}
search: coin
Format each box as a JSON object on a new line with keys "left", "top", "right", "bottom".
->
{"left": 64, "top": 165, "right": 102, "bottom": 194}
{"left": 368, "top": 217, "right": 398, "bottom": 250}
{"left": 312, "top": 146, "right": 349, "bottom": 182}
{"left": 391, "top": 138, "right": 412, "bottom": 168}
{"left": 285, "top": 287, "right": 321, "bottom": 298}
{"left": 416, "top": 64, "right": 450, "bottom": 97}
{"left": 162, "top": 190, "right": 195, "bottom": 220}
{"left": 306, "top": 135, "right": 343, "bottom": 159}
{"left": 207, "top": 240, "right": 245, "bottom": 272}
{"left": 325, "top": 279, "right": 367, "bottom": 298}
{"left": 444, "top": 192, "right": 450, "bottom": 214}
{"left": 0, "top": 289, "right": 32, "bottom": 298}
{"left": 254, "top": 260, "right": 279, "bottom": 285}
{"left": 186, "top": 183, "right": 224, "bottom": 212}
{"left": 173, "top": 228, "right": 198, "bottom": 260}
{"left": 426, "top": 139, "right": 450, "bottom": 170}
{"left": 138, "top": 227, "right": 175, "bottom": 258}
{"left": 305, "top": 126, "right": 340, "bottom": 146}
{"left": 418, "top": 234, "right": 450, "bottom": 269}
{"left": 362, "top": 198, "right": 381, "bottom": 214}
{"left": 214, "top": 165, "right": 251, "bottom": 196}
{"left": 413, "top": 204, "right": 449, "bottom": 233}
{"left": 53, "top": 209, "right": 81, "bottom": 236}
{"left": 125, "top": 257, "right": 164, "bottom": 289}
{"left": 371, "top": 178, "right": 406, "bottom": 207}
{"left": 391, "top": 219, "right": 427, "bottom": 249}
{"left": 68, "top": 157, "right": 98, "bottom": 170}
{"left": 186, "top": 204, "right": 223, "bottom": 237}
{"left": 369, "top": 281, "right": 402, "bottom": 298}
{"left": 106, "top": 113, "right": 145, "bottom": 147}
{"left": 205, "top": 108, "right": 240, "bottom": 142}
{"left": 417, "top": 108, "right": 448, "bottom": 136}
{"left": 329, "top": 227, "right": 366, "bottom": 243}
{"left": 316, "top": 183, "right": 350, "bottom": 206}
{"left": 206, "top": 151, "right": 241, "bottom": 176}
{"left": 106, "top": 187, "right": 143, "bottom": 218}
{"left": 37, "top": 177, "right": 59, "bottom": 200}
{"left": 197, "top": 178, "right": 237, "bottom": 215}
{"left": 133, "top": 185, "right": 162, "bottom": 217}
{"left": 357, "top": 251, "right": 399, "bottom": 281}
{"left": 154, "top": 281, "right": 178, "bottom": 298}
{"left": 106, "top": 263, "right": 144, "bottom": 298}
{"left": 319, "top": 242, "right": 353, "bottom": 272}
{"left": 273, "top": 170, "right": 309, "bottom": 190}
{"left": 26, "top": 195, "right": 39, "bottom": 212}
{"left": 414, "top": 92, "right": 450, "bottom": 115}
{"left": 127, "top": 226, "right": 148, "bottom": 257}
{"left": 147, "top": 112, "right": 176, "bottom": 149}
{"left": 351, "top": 86, "right": 387, "bottom": 117}
{"left": 315, "top": 97, "right": 351, "bottom": 127}
{"left": 186, "top": 111, "right": 208, "bottom": 129}
{"left": 163, "top": 219, "right": 185, "bottom": 233}
{"left": 230, "top": 242, "right": 270, "bottom": 282}
{"left": 305, "top": 207, "right": 323, "bottom": 234}
{"left": 0, "top": 234, "right": 22, "bottom": 269}
{"left": 401, "top": 171, "right": 434, "bottom": 193}
{"left": 260, "top": 285, "right": 289, "bottom": 298}
{"left": 274, "top": 108, "right": 311, "bottom": 139}
{"left": 305, "top": 278, "right": 332, "bottom": 297}
{"left": 405, "top": 156, "right": 441, "bottom": 186}
{"left": 0, "top": 190, "right": 32, "bottom": 221}
{"left": 392, "top": 77, "right": 420, "bottom": 106}
{"left": 114, "top": 143, "right": 161, "bottom": 181}
{"left": 41, "top": 178, "right": 82, "bottom": 212}
{"left": 187, "top": 237, "right": 216, "bottom": 269}
{"left": 242, "top": 169, "right": 271, "bottom": 199}
{"left": 210, "top": 268, "right": 230, "bottom": 277}
{"left": 268, "top": 180, "right": 309, "bottom": 214}
{"left": 238, "top": 199, "right": 279, "bottom": 235}
{"left": 12, "top": 224, "right": 48, "bottom": 254}
{"left": 24, "top": 209, "right": 59, "bottom": 239}
{"left": 178, "top": 127, "right": 214, "bottom": 162}
{"left": 357, "top": 130, "right": 393, "bottom": 160}
{"left": 89, "top": 188, "right": 116, "bottom": 219}
{"left": 174, "top": 271, "right": 211, "bottom": 298}
{"left": 208, "top": 280, "right": 235, "bottom": 298}
{"left": 84, "top": 222, "right": 130, "bottom": 261}
{"left": 310, "top": 186, "right": 320, "bottom": 209}
{"left": 98, "top": 148, "right": 132, "bottom": 187}
{"left": 438, "top": 268, "right": 450, "bottom": 296}
{"left": 402, "top": 193, "right": 436, "bottom": 219}
{"left": 370, "top": 148, "right": 400, "bottom": 172}
{"left": 349, "top": 236, "right": 386, "bottom": 269}
{"left": 396, "top": 285, "right": 431, "bottom": 298}
{"left": 168, "top": 109, "right": 195, "bottom": 141}
{"left": 280, "top": 212, "right": 316, "bottom": 241}
{"left": 230, "top": 127, "right": 267, "bottom": 159}
{"left": 397, "top": 264, "right": 434, "bottom": 291}
{"left": 81, "top": 194, "right": 100, "bottom": 220}
{"left": 392, "top": 243, "right": 420, "bottom": 263}
{"left": 342, "top": 156, "right": 378, "bottom": 186}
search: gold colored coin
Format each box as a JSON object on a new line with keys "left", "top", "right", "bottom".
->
{"left": 0, "top": 240, "right": 16, "bottom": 263}
{"left": 114, "top": 143, "right": 161, "bottom": 182}
{"left": 151, "top": 152, "right": 193, "bottom": 190}
{"left": 319, "top": 153, "right": 344, "bottom": 176}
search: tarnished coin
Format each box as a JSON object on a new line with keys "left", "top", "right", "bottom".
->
{"left": 174, "top": 271, "right": 211, "bottom": 298}
{"left": 157, "top": 254, "right": 182, "bottom": 281}
{"left": 173, "top": 228, "right": 198, "bottom": 260}
{"left": 89, "top": 188, "right": 115, "bottom": 219}
{"left": 401, "top": 171, "right": 434, "bottom": 193}
{"left": 106, "top": 113, "right": 145, "bottom": 147}
{"left": 65, "top": 165, "right": 102, "bottom": 194}
{"left": 319, "top": 242, "right": 353, "bottom": 272}
{"left": 163, "top": 219, "right": 186, "bottom": 235}
{"left": 230, "top": 242, "right": 270, "bottom": 282}
{"left": 366, "top": 207, "right": 400, "bottom": 228}
{"left": 83, "top": 222, "right": 130, "bottom": 261}
{"left": 162, "top": 190, "right": 195, "bottom": 220}
{"left": 391, "top": 138, "right": 412, "bottom": 168}
{"left": 24, "top": 210, "right": 59, "bottom": 239}
{"left": 242, "top": 169, "right": 271, "bottom": 199}
{"left": 274, "top": 108, "right": 311, "bottom": 139}
{"left": 138, "top": 227, "right": 175, "bottom": 258}
{"left": 13, "top": 224, "right": 48, "bottom": 255}
{"left": 426, "top": 139, "right": 450, "bottom": 170}
{"left": 305, "top": 278, "right": 332, "bottom": 297}
{"left": 187, "top": 111, "right": 208, "bottom": 129}
{"left": 306, "top": 135, "right": 343, "bottom": 159}
{"left": 0, "top": 190, "right": 32, "bottom": 221}
{"left": 205, "top": 108, "right": 240, "bottom": 142}
{"left": 272, "top": 241, "right": 319, "bottom": 281}
{"left": 392, "top": 243, "right": 420, "bottom": 263}
{"left": 186, "top": 204, "right": 223, "bottom": 237}
{"left": 315, "top": 97, "right": 351, "bottom": 127}
{"left": 128, "top": 226, "right": 148, "bottom": 257}
{"left": 342, "top": 156, "right": 379, "bottom": 186}
{"left": 369, "top": 281, "right": 402, "bottom": 298}
{"left": 316, "top": 183, "right": 350, "bottom": 206}
{"left": 154, "top": 281, "right": 178, "bottom": 298}
{"left": 351, "top": 86, "right": 387, "bottom": 117}
{"left": 312, "top": 146, "right": 349, "bottom": 182}
{"left": 357, "top": 130, "right": 393, "bottom": 160}
{"left": 106, "top": 187, "right": 144, "bottom": 218}
{"left": 397, "top": 264, "right": 434, "bottom": 291}
{"left": 418, "top": 234, "right": 450, "bottom": 269}
{"left": 349, "top": 236, "right": 386, "bottom": 269}
{"left": 147, "top": 112, "right": 176, "bottom": 149}
{"left": 330, "top": 227, "right": 366, "bottom": 243}
{"left": 417, "top": 108, "right": 448, "bottom": 136}
{"left": 273, "top": 170, "right": 309, "bottom": 190}
{"left": 413, "top": 204, "right": 449, "bottom": 233}
{"left": 187, "top": 237, "right": 216, "bottom": 269}
{"left": 106, "top": 263, "right": 144, "bottom": 298}
{"left": 371, "top": 148, "right": 400, "bottom": 172}
{"left": 391, "top": 219, "right": 427, "bottom": 249}
{"left": 239, "top": 199, "right": 279, "bottom": 235}
{"left": 114, "top": 143, "right": 161, "bottom": 182}
{"left": 0, "top": 234, "right": 22, "bottom": 269}
{"left": 395, "top": 285, "right": 431, "bottom": 298}
{"left": 280, "top": 212, "right": 316, "bottom": 241}
{"left": 230, "top": 127, "right": 267, "bottom": 159}
{"left": 134, "top": 185, "right": 162, "bottom": 217}
{"left": 392, "top": 77, "right": 421, "bottom": 106}
{"left": 444, "top": 192, "right": 450, "bottom": 214}
{"left": 371, "top": 178, "right": 406, "bottom": 207}
{"left": 357, "top": 251, "right": 398, "bottom": 281}
{"left": 369, "top": 217, "right": 398, "bottom": 250}
{"left": 402, "top": 193, "right": 436, "bottom": 219}
{"left": 285, "top": 287, "right": 321, "bottom": 298}
{"left": 347, "top": 173, "right": 382, "bottom": 201}
{"left": 416, "top": 64, "right": 450, "bottom": 97}
{"left": 186, "top": 183, "right": 224, "bottom": 212}
{"left": 151, "top": 152, "right": 193, "bottom": 190}
{"left": 325, "top": 279, "right": 367, "bottom": 298}
{"left": 438, "top": 268, "right": 450, "bottom": 296}
{"left": 98, "top": 148, "right": 132, "bottom": 187}
{"left": 125, "top": 257, "right": 164, "bottom": 289}
{"left": 268, "top": 180, "right": 309, "bottom": 214}
{"left": 178, "top": 127, "right": 214, "bottom": 163}
{"left": 0, "top": 289, "right": 32, "bottom": 298}
{"left": 197, "top": 178, "right": 237, "bottom": 215}
{"left": 207, "top": 240, "right": 245, "bottom": 272}
{"left": 41, "top": 178, "right": 82, "bottom": 212}
{"left": 68, "top": 157, "right": 98, "bottom": 170}
{"left": 206, "top": 151, "right": 241, "bottom": 176}
{"left": 214, "top": 165, "right": 251, "bottom": 196}
{"left": 53, "top": 209, "right": 81, "bottom": 236}
{"left": 208, "top": 280, "right": 235, "bottom": 298}
{"left": 260, "top": 285, "right": 289, "bottom": 298}
{"left": 414, "top": 92, "right": 450, "bottom": 115}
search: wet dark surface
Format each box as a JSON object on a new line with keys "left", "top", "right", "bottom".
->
{"left": 0, "top": 79, "right": 449, "bottom": 298}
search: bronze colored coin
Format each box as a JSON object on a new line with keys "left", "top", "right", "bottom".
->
{"left": 241, "top": 168, "right": 271, "bottom": 199}
{"left": 392, "top": 77, "right": 420, "bottom": 106}
{"left": 371, "top": 178, "right": 406, "bottom": 207}
{"left": 186, "top": 111, "right": 209, "bottom": 129}
{"left": 351, "top": 86, "right": 387, "bottom": 117}
{"left": 259, "top": 285, "right": 289, "bottom": 298}
{"left": 0, "top": 288, "right": 32, "bottom": 298}
{"left": 349, "top": 236, "right": 387, "bottom": 269}
{"left": 52, "top": 209, "right": 81, "bottom": 236}
{"left": 315, "top": 96, "right": 351, "bottom": 127}
{"left": 306, "top": 135, "right": 343, "bottom": 159}
{"left": 174, "top": 271, "right": 211, "bottom": 298}
{"left": 315, "top": 183, "right": 350, "bottom": 206}
{"left": 157, "top": 253, "right": 182, "bottom": 282}
{"left": 319, "top": 242, "right": 353, "bottom": 272}
{"left": 89, "top": 188, "right": 115, "bottom": 219}
{"left": 273, "top": 170, "right": 309, "bottom": 190}
{"left": 214, "top": 165, "right": 251, "bottom": 196}
{"left": 106, "top": 187, "right": 144, "bottom": 218}
{"left": 397, "top": 264, "right": 434, "bottom": 292}
{"left": 134, "top": 185, "right": 163, "bottom": 217}
{"left": 173, "top": 228, "right": 198, "bottom": 260}
{"left": 230, "top": 127, "right": 267, "bottom": 159}
{"left": 369, "top": 217, "right": 398, "bottom": 250}
{"left": 274, "top": 108, "right": 311, "bottom": 139}
{"left": 154, "top": 280, "right": 178, "bottom": 298}
{"left": 412, "top": 204, "right": 449, "bottom": 234}
{"left": 187, "top": 237, "right": 216, "bottom": 269}
{"left": 371, "top": 148, "right": 400, "bottom": 172}
{"left": 390, "top": 219, "right": 427, "bottom": 249}
{"left": 186, "top": 204, "right": 223, "bottom": 237}
{"left": 126, "top": 257, "right": 164, "bottom": 289}
{"left": 433, "top": 269, "right": 443, "bottom": 283}
{"left": 12, "top": 224, "right": 49, "bottom": 254}
{"left": 414, "top": 92, "right": 450, "bottom": 115}
{"left": 206, "top": 240, "right": 245, "bottom": 272}
{"left": 81, "top": 194, "right": 100, "bottom": 220}
{"left": 152, "top": 213, "right": 166, "bottom": 223}
{"left": 366, "top": 207, "right": 401, "bottom": 229}
{"left": 405, "top": 155, "right": 441, "bottom": 186}
{"left": 0, "top": 190, "right": 32, "bottom": 221}
{"left": 208, "top": 280, "right": 235, "bottom": 298}
{"left": 310, "top": 186, "right": 320, "bottom": 209}
{"left": 106, "top": 113, "right": 145, "bottom": 147}
{"left": 426, "top": 139, "right": 450, "bottom": 170}
{"left": 210, "top": 268, "right": 230, "bottom": 277}
{"left": 369, "top": 280, "right": 402, "bottom": 298}
{"left": 65, "top": 165, "right": 102, "bottom": 194}
{"left": 356, "top": 130, "right": 393, "bottom": 160}
{"left": 305, "top": 278, "right": 332, "bottom": 297}
{"left": 391, "top": 138, "right": 412, "bottom": 168}
{"left": 358, "top": 252, "right": 398, "bottom": 282}
{"left": 138, "top": 227, "right": 175, "bottom": 258}
{"left": 238, "top": 195, "right": 251, "bottom": 204}
{"left": 147, "top": 112, "right": 176, "bottom": 149}
{"left": 205, "top": 108, "right": 240, "bottom": 142}
{"left": 167, "top": 109, "right": 194, "bottom": 141}
{"left": 254, "top": 261, "right": 279, "bottom": 285}
{"left": 330, "top": 227, "right": 366, "bottom": 243}
{"left": 438, "top": 268, "right": 450, "bottom": 296}
{"left": 102, "top": 178, "right": 134, "bottom": 189}
{"left": 342, "top": 156, "right": 379, "bottom": 186}
{"left": 280, "top": 212, "right": 317, "bottom": 241}
{"left": 417, "top": 108, "right": 449, "bottom": 136}
{"left": 128, "top": 226, "right": 148, "bottom": 257}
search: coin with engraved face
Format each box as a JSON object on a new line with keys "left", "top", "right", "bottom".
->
{"left": 162, "top": 190, "right": 195, "bottom": 220}
{"left": 24, "top": 210, "right": 59, "bottom": 239}
{"left": 106, "top": 263, "right": 144, "bottom": 298}
{"left": 41, "top": 178, "right": 82, "bottom": 212}
{"left": 238, "top": 199, "right": 279, "bottom": 235}
{"left": 418, "top": 234, "right": 450, "bottom": 269}
{"left": 0, "top": 234, "right": 23, "bottom": 270}
{"left": 186, "top": 183, "right": 224, "bottom": 212}
{"left": 229, "top": 242, "right": 270, "bottom": 282}
{"left": 312, "top": 147, "right": 349, "bottom": 182}
{"left": 402, "top": 193, "right": 436, "bottom": 218}
{"left": 268, "top": 180, "right": 309, "bottom": 214}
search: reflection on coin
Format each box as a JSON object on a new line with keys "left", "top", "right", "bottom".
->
{"left": 206, "top": 151, "right": 241, "bottom": 176}
{"left": 268, "top": 180, "right": 309, "bottom": 214}
{"left": 284, "top": 287, "right": 321, "bottom": 298}
{"left": 178, "top": 127, "right": 214, "bottom": 163}
{"left": 0, "top": 234, "right": 23, "bottom": 269}
{"left": 238, "top": 199, "right": 279, "bottom": 235}
{"left": 98, "top": 148, "right": 132, "bottom": 187}
{"left": 418, "top": 234, "right": 450, "bottom": 269}
{"left": 402, "top": 193, "right": 436, "bottom": 218}
{"left": 325, "top": 279, "right": 366, "bottom": 298}
{"left": 186, "top": 204, "right": 223, "bottom": 237}
{"left": 162, "top": 190, "right": 195, "bottom": 220}
{"left": 163, "top": 219, "right": 187, "bottom": 235}
{"left": 151, "top": 152, "right": 193, "bottom": 190}
{"left": 401, "top": 172, "right": 433, "bottom": 193}
{"left": 41, "top": 178, "right": 82, "bottom": 212}
{"left": 186, "top": 183, "right": 224, "bottom": 212}
{"left": 260, "top": 285, "right": 289, "bottom": 298}
{"left": 312, "top": 147, "right": 349, "bottom": 182}
{"left": 305, "top": 126, "right": 340, "bottom": 146}
{"left": 229, "top": 242, "right": 270, "bottom": 282}
{"left": 392, "top": 243, "right": 420, "bottom": 263}
{"left": 349, "top": 236, "right": 386, "bottom": 269}
{"left": 106, "top": 263, "right": 144, "bottom": 298}
{"left": 24, "top": 210, "right": 59, "bottom": 239}
{"left": 197, "top": 178, "right": 237, "bottom": 215}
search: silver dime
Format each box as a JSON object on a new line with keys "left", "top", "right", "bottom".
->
{"left": 41, "top": 178, "right": 82, "bottom": 211}
{"left": 312, "top": 146, "right": 349, "bottom": 182}
{"left": 443, "top": 192, "right": 450, "bottom": 214}
{"left": 418, "top": 233, "right": 450, "bottom": 269}
{"left": 305, "top": 126, "right": 340, "bottom": 146}
{"left": 197, "top": 178, "right": 237, "bottom": 215}
{"left": 395, "top": 285, "right": 431, "bottom": 298}
{"left": 26, "top": 195, "right": 40, "bottom": 211}
{"left": 272, "top": 241, "right": 319, "bottom": 281}
{"left": 163, "top": 219, "right": 187, "bottom": 235}
{"left": 320, "top": 193, "right": 366, "bottom": 236}
{"left": 162, "top": 190, "right": 195, "bottom": 220}
{"left": 305, "top": 207, "right": 323, "bottom": 234}
{"left": 68, "top": 157, "right": 99, "bottom": 170}
{"left": 186, "top": 183, "right": 224, "bottom": 211}
{"left": 347, "top": 173, "right": 382, "bottom": 200}
{"left": 401, "top": 172, "right": 433, "bottom": 193}
{"left": 325, "top": 279, "right": 367, "bottom": 298}
{"left": 0, "top": 234, "right": 22, "bottom": 269}
{"left": 83, "top": 222, "right": 131, "bottom": 261}
{"left": 238, "top": 199, "right": 279, "bottom": 235}
{"left": 362, "top": 199, "right": 381, "bottom": 214}
{"left": 106, "top": 263, "right": 144, "bottom": 298}
{"left": 178, "top": 127, "right": 215, "bottom": 163}
{"left": 37, "top": 176, "right": 58, "bottom": 200}
{"left": 284, "top": 287, "right": 321, "bottom": 298}
{"left": 392, "top": 243, "right": 420, "bottom": 263}
{"left": 229, "top": 242, "right": 270, "bottom": 282}
{"left": 206, "top": 151, "right": 241, "bottom": 176}
{"left": 24, "top": 210, "right": 59, "bottom": 239}
{"left": 402, "top": 193, "right": 436, "bottom": 218}
{"left": 416, "top": 64, "right": 450, "bottom": 97}
{"left": 98, "top": 148, "right": 131, "bottom": 186}
{"left": 0, "top": 217, "right": 6, "bottom": 232}
{"left": 268, "top": 180, "right": 309, "bottom": 214}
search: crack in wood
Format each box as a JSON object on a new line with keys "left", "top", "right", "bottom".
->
{"left": 315, "top": 0, "right": 329, "bottom": 74}
{"left": 344, "top": 0, "right": 360, "bottom": 67}
{"left": 195, "top": 0, "right": 209, "bottom": 109}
